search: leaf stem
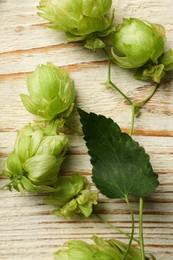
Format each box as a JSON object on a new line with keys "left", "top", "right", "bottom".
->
{"left": 94, "top": 213, "right": 139, "bottom": 243}
{"left": 139, "top": 197, "right": 145, "bottom": 260}
{"left": 122, "top": 195, "right": 135, "bottom": 260}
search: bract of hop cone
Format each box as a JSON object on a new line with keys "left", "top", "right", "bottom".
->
{"left": 21, "top": 62, "right": 75, "bottom": 121}
{"left": 2, "top": 123, "right": 68, "bottom": 194}
{"left": 37, "top": 0, "right": 115, "bottom": 50}
{"left": 45, "top": 172, "right": 98, "bottom": 219}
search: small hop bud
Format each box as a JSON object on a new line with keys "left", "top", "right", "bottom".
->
{"left": 21, "top": 63, "right": 75, "bottom": 121}
{"left": 45, "top": 172, "right": 98, "bottom": 219}
{"left": 111, "top": 18, "right": 165, "bottom": 69}
{"left": 135, "top": 49, "right": 173, "bottom": 83}
{"left": 160, "top": 49, "right": 173, "bottom": 71}
{"left": 37, "top": 0, "right": 115, "bottom": 49}
{"left": 2, "top": 124, "right": 68, "bottom": 194}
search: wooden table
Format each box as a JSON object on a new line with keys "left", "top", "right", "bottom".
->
{"left": 0, "top": 0, "right": 173, "bottom": 259}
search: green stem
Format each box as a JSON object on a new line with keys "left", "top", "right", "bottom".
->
{"left": 122, "top": 195, "right": 135, "bottom": 260}
{"left": 138, "top": 83, "right": 159, "bottom": 107}
{"left": 103, "top": 47, "right": 112, "bottom": 60}
{"left": 107, "top": 59, "right": 111, "bottom": 82}
{"left": 129, "top": 103, "right": 136, "bottom": 136}
{"left": 94, "top": 213, "right": 139, "bottom": 243}
{"left": 109, "top": 80, "right": 133, "bottom": 105}
{"left": 106, "top": 59, "right": 133, "bottom": 106}
{"left": 102, "top": 49, "right": 158, "bottom": 260}
{"left": 129, "top": 83, "right": 159, "bottom": 137}
{"left": 139, "top": 197, "right": 145, "bottom": 260}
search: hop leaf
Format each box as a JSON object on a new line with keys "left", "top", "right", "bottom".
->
{"left": 21, "top": 63, "right": 75, "bottom": 120}
{"left": 78, "top": 109, "right": 159, "bottom": 199}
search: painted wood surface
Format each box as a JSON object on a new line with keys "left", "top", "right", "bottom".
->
{"left": 0, "top": 0, "right": 173, "bottom": 259}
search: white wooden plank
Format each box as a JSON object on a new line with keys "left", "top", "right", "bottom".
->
{"left": 0, "top": 0, "right": 172, "bottom": 52}
{"left": 0, "top": 67, "right": 173, "bottom": 132}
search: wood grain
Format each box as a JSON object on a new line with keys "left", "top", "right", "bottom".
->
{"left": 0, "top": 0, "right": 173, "bottom": 259}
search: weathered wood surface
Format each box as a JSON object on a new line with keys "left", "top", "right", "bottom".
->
{"left": 0, "top": 0, "right": 173, "bottom": 259}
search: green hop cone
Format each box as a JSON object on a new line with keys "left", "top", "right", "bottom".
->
{"left": 37, "top": 0, "right": 115, "bottom": 50}
{"left": 2, "top": 124, "right": 68, "bottom": 194}
{"left": 21, "top": 63, "right": 75, "bottom": 121}
{"left": 45, "top": 172, "right": 98, "bottom": 219}
{"left": 54, "top": 235, "right": 143, "bottom": 260}
{"left": 111, "top": 18, "right": 165, "bottom": 69}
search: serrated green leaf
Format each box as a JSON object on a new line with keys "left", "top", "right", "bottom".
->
{"left": 78, "top": 109, "right": 159, "bottom": 199}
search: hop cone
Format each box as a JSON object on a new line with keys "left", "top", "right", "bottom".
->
{"left": 2, "top": 123, "right": 68, "bottom": 194}
{"left": 21, "top": 62, "right": 75, "bottom": 121}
